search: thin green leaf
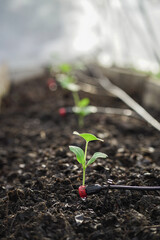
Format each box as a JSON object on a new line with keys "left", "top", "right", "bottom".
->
{"left": 73, "top": 106, "right": 92, "bottom": 117}
{"left": 57, "top": 74, "right": 73, "bottom": 85}
{"left": 78, "top": 108, "right": 91, "bottom": 117}
{"left": 87, "top": 152, "right": 108, "bottom": 166}
{"left": 69, "top": 146, "right": 84, "bottom": 164}
{"left": 59, "top": 63, "right": 72, "bottom": 74}
{"left": 78, "top": 98, "right": 90, "bottom": 107}
{"left": 57, "top": 74, "right": 80, "bottom": 91}
{"left": 73, "top": 131, "right": 104, "bottom": 142}
{"left": 66, "top": 83, "right": 80, "bottom": 92}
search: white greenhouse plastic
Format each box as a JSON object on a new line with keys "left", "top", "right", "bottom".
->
{"left": 0, "top": 0, "right": 160, "bottom": 74}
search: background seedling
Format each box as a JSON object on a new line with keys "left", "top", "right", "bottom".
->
{"left": 69, "top": 131, "right": 108, "bottom": 187}
{"left": 56, "top": 64, "right": 91, "bottom": 127}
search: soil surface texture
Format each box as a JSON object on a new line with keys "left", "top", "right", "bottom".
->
{"left": 0, "top": 75, "right": 160, "bottom": 240}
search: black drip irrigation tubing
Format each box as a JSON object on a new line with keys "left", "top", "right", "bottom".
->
{"left": 84, "top": 183, "right": 160, "bottom": 207}
{"left": 79, "top": 183, "right": 160, "bottom": 208}
{"left": 60, "top": 106, "right": 142, "bottom": 120}
{"left": 85, "top": 184, "right": 160, "bottom": 196}
{"left": 76, "top": 68, "right": 160, "bottom": 131}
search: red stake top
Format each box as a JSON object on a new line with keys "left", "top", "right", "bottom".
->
{"left": 78, "top": 185, "right": 87, "bottom": 198}
{"left": 47, "top": 78, "right": 57, "bottom": 91}
{"left": 59, "top": 107, "right": 66, "bottom": 117}
{"left": 47, "top": 78, "right": 55, "bottom": 86}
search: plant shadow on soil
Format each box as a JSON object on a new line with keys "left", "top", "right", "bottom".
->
{"left": 0, "top": 76, "right": 160, "bottom": 240}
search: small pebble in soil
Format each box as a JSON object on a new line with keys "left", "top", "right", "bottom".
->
{"left": 81, "top": 197, "right": 87, "bottom": 202}
{"left": 40, "top": 131, "right": 46, "bottom": 139}
{"left": 75, "top": 214, "right": 84, "bottom": 226}
{"left": 19, "top": 163, "right": 25, "bottom": 168}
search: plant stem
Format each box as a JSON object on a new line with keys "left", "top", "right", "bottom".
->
{"left": 83, "top": 141, "right": 88, "bottom": 186}
{"left": 72, "top": 91, "right": 80, "bottom": 107}
{"left": 73, "top": 92, "right": 84, "bottom": 127}
{"left": 83, "top": 167, "right": 86, "bottom": 186}
{"left": 78, "top": 115, "right": 84, "bottom": 128}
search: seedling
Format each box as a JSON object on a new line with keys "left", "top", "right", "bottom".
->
{"left": 69, "top": 131, "right": 108, "bottom": 190}
{"left": 56, "top": 64, "right": 91, "bottom": 127}
{"left": 73, "top": 98, "right": 91, "bottom": 127}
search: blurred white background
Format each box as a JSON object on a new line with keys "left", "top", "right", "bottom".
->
{"left": 0, "top": 0, "right": 160, "bottom": 72}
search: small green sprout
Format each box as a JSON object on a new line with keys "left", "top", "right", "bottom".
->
{"left": 56, "top": 64, "right": 91, "bottom": 127}
{"left": 73, "top": 98, "right": 91, "bottom": 127}
{"left": 69, "top": 131, "right": 108, "bottom": 186}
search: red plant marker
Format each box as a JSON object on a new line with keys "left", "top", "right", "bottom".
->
{"left": 47, "top": 78, "right": 57, "bottom": 91}
{"left": 59, "top": 107, "right": 66, "bottom": 117}
{"left": 78, "top": 185, "right": 87, "bottom": 198}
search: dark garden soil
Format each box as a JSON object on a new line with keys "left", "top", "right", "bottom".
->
{"left": 0, "top": 75, "right": 160, "bottom": 240}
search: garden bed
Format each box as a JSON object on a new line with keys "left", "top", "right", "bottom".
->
{"left": 0, "top": 74, "right": 160, "bottom": 240}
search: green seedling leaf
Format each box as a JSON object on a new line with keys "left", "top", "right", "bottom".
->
{"left": 78, "top": 98, "right": 90, "bottom": 107}
{"left": 66, "top": 83, "right": 80, "bottom": 92}
{"left": 57, "top": 74, "right": 74, "bottom": 85}
{"left": 57, "top": 74, "right": 80, "bottom": 92}
{"left": 69, "top": 146, "right": 84, "bottom": 164}
{"left": 87, "top": 152, "right": 108, "bottom": 166}
{"left": 59, "top": 63, "right": 72, "bottom": 74}
{"left": 73, "top": 106, "right": 92, "bottom": 117}
{"left": 70, "top": 131, "right": 107, "bottom": 186}
{"left": 73, "top": 131, "right": 104, "bottom": 142}
{"left": 78, "top": 108, "right": 91, "bottom": 117}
